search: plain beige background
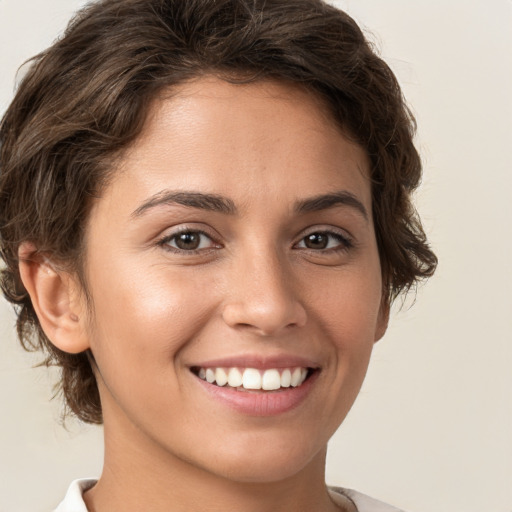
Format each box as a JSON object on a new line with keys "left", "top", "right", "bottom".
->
{"left": 1, "top": 1, "right": 511, "bottom": 511}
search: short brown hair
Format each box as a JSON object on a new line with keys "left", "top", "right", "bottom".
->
{"left": 0, "top": 0, "right": 437, "bottom": 424}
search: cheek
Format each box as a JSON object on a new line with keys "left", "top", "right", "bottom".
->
{"left": 306, "top": 265, "right": 383, "bottom": 342}
{"left": 304, "top": 264, "right": 382, "bottom": 401}
{"left": 84, "top": 261, "right": 218, "bottom": 374}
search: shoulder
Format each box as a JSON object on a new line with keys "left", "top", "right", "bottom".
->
{"left": 329, "top": 487, "right": 409, "bottom": 512}
{"left": 54, "top": 479, "right": 97, "bottom": 512}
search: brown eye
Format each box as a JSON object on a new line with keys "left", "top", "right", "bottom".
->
{"left": 161, "top": 230, "right": 216, "bottom": 252}
{"left": 296, "top": 231, "right": 352, "bottom": 251}
{"left": 304, "top": 233, "right": 329, "bottom": 249}
{"left": 174, "top": 232, "right": 201, "bottom": 250}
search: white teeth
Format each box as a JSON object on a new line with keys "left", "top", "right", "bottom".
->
{"left": 281, "top": 369, "right": 291, "bottom": 388}
{"left": 215, "top": 368, "right": 228, "bottom": 387}
{"left": 242, "top": 368, "right": 262, "bottom": 390}
{"left": 196, "top": 366, "right": 310, "bottom": 390}
{"left": 261, "top": 369, "right": 281, "bottom": 390}
{"left": 227, "top": 367, "right": 243, "bottom": 388}
{"left": 290, "top": 368, "right": 302, "bottom": 387}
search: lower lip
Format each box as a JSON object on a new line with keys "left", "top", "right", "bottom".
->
{"left": 193, "top": 371, "right": 318, "bottom": 416}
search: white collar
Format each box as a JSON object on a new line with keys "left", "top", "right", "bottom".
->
{"left": 54, "top": 479, "right": 406, "bottom": 512}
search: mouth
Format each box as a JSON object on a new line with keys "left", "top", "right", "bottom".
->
{"left": 190, "top": 366, "right": 316, "bottom": 392}
{"left": 189, "top": 356, "right": 321, "bottom": 415}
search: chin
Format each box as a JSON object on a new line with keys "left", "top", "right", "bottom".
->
{"left": 195, "top": 431, "right": 328, "bottom": 484}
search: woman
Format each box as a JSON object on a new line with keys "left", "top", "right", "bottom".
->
{"left": 0, "top": 0, "right": 436, "bottom": 510}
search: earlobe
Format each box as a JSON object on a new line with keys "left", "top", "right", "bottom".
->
{"left": 374, "top": 297, "right": 390, "bottom": 343}
{"left": 18, "top": 242, "right": 90, "bottom": 354}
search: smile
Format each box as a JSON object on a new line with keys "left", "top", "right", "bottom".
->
{"left": 193, "top": 367, "right": 311, "bottom": 391}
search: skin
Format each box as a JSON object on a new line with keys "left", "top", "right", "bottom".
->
{"left": 20, "top": 77, "right": 388, "bottom": 512}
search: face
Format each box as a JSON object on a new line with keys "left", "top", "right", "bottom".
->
{"left": 81, "top": 77, "right": 387, "bottom": 483}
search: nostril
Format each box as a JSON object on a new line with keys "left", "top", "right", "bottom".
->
{"left": 221, "top": 301, "right": 307, "bottom": 336}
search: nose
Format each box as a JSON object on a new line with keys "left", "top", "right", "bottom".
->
{"left": 221, "top": 248, "right": 307, "bottom": 336}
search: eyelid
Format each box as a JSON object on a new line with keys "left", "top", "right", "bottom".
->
{"left": 156, "top": 225, "right": 222, "bottom": 253}
{"left": 297, "top": 224, "right": 353, "bottom": 240}
{"left": 293, "top": 226, "right": 354, "bottom": 251}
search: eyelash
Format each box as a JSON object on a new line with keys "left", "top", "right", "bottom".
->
{"left": 157, "top": 228, "right": 220, "bottom": 255}
{"left": 294, "top": 230, "right": 354, "bottom": 253}
{"left": 157, "top": 227, "right": 353, "bottom": 255}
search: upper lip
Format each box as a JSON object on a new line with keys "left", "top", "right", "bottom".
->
{"left": 189, "top": 354, "right": 321, "bottom": 370}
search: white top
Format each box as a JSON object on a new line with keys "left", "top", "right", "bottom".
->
{"left": 54, "top": 479, "right": 406, "bottom": 512}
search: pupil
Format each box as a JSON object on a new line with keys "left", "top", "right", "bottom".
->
{"left": 305, "top": 233, "right": 327, "bottom": 249}
{"left": 176, "top": 232, "right": 200, "bottom": 250}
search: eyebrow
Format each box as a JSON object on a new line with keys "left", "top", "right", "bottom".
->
{"left": 131, "top": 190, "right": 237, "bottom": 217}
{"left": 295, "top": 191, "right": 369, "bottom": 221}
{"left": 131, "top": 189, "right": 368, "bottom": 221}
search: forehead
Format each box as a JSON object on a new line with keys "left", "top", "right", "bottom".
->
{"left": 145, "top": 77, "right": 348, "bottom": 149}
{"left": 99, "top": 76, "right": 371, "bottom": 218}
{"left": 143, "top": 76, "right": 342, "bottom": 144}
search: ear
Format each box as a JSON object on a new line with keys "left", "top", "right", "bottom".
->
{"left": 374, "top": 296, "right": 390, "bottom": 343}
{"left": 18, "top": 242, "right": 90, "bottom": 354}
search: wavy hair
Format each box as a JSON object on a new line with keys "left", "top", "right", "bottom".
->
{"left": 0, "top": 0, "right": 437, "bottom": 423}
